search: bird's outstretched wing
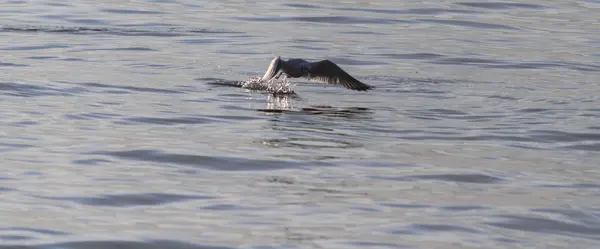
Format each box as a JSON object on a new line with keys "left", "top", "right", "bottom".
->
{"left": 260, "top": 56, "right": 281, "bottom": 82}
{"left": 307, "top": 60, "right": 373, "bottom": 91}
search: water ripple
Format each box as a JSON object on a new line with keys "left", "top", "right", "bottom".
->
{"left": 282, "top": 3, "right": 480, "bottom": 15}
{"left": 0, "top": 82, "right": 83, "bottom": 97}
{"left": 456, "top": 2, "right": 547, "bottom": 9}
{"left": 68, "top": 82, "right": 183, "bottom": 94}
{"left": 0, "top": 227, "right": 69, "bottom": 236}
{"left": 118, "top": 116, "right": 225, "bottom": 126}
{"left": 38, "top": 193, "right": 212, "bottom": 207}
{"left": 0, "top": 25, "right": 239, "bottom": 37}
{"left": 486, "top": 215, "right": 600, "bottom": 239}
{"left": 101, "top": 8, "right": 166, "bottom": 15}
{"left": 0, "top": 62, "right": 28, "bottom": 67}
{"left": 418, "top": 19, "right": 520, "bottom": 30}
{"left": 431, "top": 57, "right": 600, "bottom": 72}
{"left": 410, "top": 224, "right": 482, "bottom": 234}
{"left": 0, "top": 240, "right": 233, "bottom": 249}
{"left": 375, "top": 173, "right": 505, "bottom": 184}
{"left": 232, "top": 16, "right": 406, "bottom": 25}
{"left": 91, "top": 149, "right": 332, "bottom": 170}
{"left": 379, "top": 53, "right": 445, "bottom": 60}
{"left": 260, "top": 137, "right": 362, "bottom": 149}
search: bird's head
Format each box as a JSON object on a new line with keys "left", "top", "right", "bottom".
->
{"left": 261, "top": 56, "right": 282, "bottom": 82}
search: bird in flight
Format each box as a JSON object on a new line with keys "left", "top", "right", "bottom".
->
{"left": 260, "top": 56, "right": 374, "bottom": 91}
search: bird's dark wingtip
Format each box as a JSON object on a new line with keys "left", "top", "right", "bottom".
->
{"left": 357, "top": 85, "right": 375, "bottom": 91}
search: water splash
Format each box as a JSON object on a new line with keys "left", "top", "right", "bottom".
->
{"left": 240, "top": 77, "right": 296, "bottom": 94}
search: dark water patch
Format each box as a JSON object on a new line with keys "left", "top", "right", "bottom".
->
{"left": 379, "top": 202, "right": 431, "bottom": 209}
{"left": 74, "top": 47, "right": 157, "bottom": 52}
{"left": 0, "top": 82, "right": 76, "bottom": 97}
{"left": 284, "top": 3, "right": 478, "bottom": 15}
{"left": 0, "top": 227, "right": 69, "bottom": 236}
{"left": 375, "top": 173, "right": 504, "bottom": 184}
{"left": 0, "top": 25, "right": 239, "bottom": 37}
{"left": 220, "top": 105, "right": 256, "bottom": 112}
{"left": 125, "top": 63, "right": 171, "bottom": 69}
{"left": 380, "top": 53, "right": 445, "bottom": 60}
{"left": 334, "top": 7, "right": 479, "bottom": 15}
{"left": 73, "top": 82, "right": 183, "bottom": 94}
{"left": 531, "top": 130, "right": 600, "bottom": 143}
{"left": 433, "top": 57, "right": 506, "bottom": 66}
{"left": 179, "top": 38, "right": 229, "bottom": 44}
{"left": 291, "top": 39, "right": 322, "bottom": 44}
{"left": 101, "top": 8, "right": 166, "bottom": 15}
{"left": 201, "top": 204, "right": 252, "bottom": 211}
{"left": 482, "top": 61, "right": 600, "bottom": 72}
{"left": 0, "top": 44, "right": 70, "bottom": 51}
{"left": 424, "top": 109, "right": 468, "bottom": 115}
{"left": 25, "top": 56, "right": 57, "bottom": 60}
{"left": 39, "top": 193, "right": 212, "bottom": 207}
{"left": 216, "top": 49, "right": 265, "bottom": 55}
{"left": 0, "top": 239, "right": 232, "bottom": 249}
{"left": 0, "top": 187, "right": 15, "bottom": 192}
{"left": 538, "top": 183, "right": 600, "bottom": 189}
{"left": 519, "top": 108, "right": 553, "bottom": 113}
{"left": 265, "top": 175, "right": 296, "bottom": 184}
{"left": 232, "top": 16, "right": 404, "bottom": 25}
{"left": 0, "top": 62, "right": 28, "bottom": 67}
{"left": 399, "top": 134, "right": 534, "bottom": 142}
{"left": 204, "top": 115, "right": 264, "bottom": 121}
{"left": 486, "top": 95, "right": 519, "bottom": 100}
{"left": 486, "top": 215, "right": 600, "bottom": 239}
{"left": 72, "top": 158, "right": 113, "bottom": 165}
{"left": 532, "top": 208, "right": 600, "bottom": 228}
{"left": 282, "top": 3, "right": 321, "bottom": 8}
{"left": 0, "top": 143, "right": 34, "bottom": 152}
{"left": 118, "top": 116, "right": 223, "bottom": 125}
{"left": 0, "top": 235, "right": 31, "bottom": 241}
{"left": 456, "top": 2, "right": 547, "bottom": 9}
{"left": 259, "top": 106, "right": 373, "bottom": 120}
{"left": 61, "top": 58, "right": 85, "bottom": 62}
{"left": 68, "top": 18, "right": 111, "bottom": 25}
{"left": 562, "top": 143, "right": 600, "bottom": 152}
{"left": 4, "top": 121, "right": 38, "bottom": 127}
{"left": 418, "top": 19, "right": 519, "bottom": 30}
{"left": 340, "top": 30, "right": 387, "bottom": 35}
{"left": 44, "top": 2, "right": 70, "bottom": 6}
{"left": 92, "top": 149, "right": 330, "bottom": 170}
{"left": 409, "top": 173, "right": 504, "bottom": 184}
{"left": 200, "top": 78, "right": 242, "bottom": 88}
{"left": 441, "top": 205, "right": 490, "bottom": 211}
{"left": 411, "top": 224, "right": 481, "bottom": 234}
{"left": 260, "top": 137, "right": 362, "bottom": 149}
{"left": 346, "top": 241, "right": 402, "bottom": 248}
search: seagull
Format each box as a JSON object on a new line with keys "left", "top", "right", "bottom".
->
{"left": 260, "top": 56, "right": 374, "bottom": 91}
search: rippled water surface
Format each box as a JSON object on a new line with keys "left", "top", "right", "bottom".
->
{"left": 1, "top": 0, "right": 600, "bottom": 248}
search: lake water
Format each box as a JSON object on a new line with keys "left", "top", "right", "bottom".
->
{"left": 1, "top": 0, "right": 599, "bottom": 248}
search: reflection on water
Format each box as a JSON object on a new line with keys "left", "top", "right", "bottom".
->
{"left": 266, "top": 94, "right": 294, "bottom": 110}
